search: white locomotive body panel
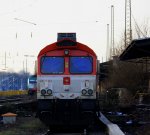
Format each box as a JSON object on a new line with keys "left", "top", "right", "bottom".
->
{"left": 37, "top": 75, "right": 96, "bottom": 99}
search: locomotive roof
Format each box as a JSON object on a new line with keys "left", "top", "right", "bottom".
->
{"left": 38, "top": 39, "right": 97, "bottom": 57}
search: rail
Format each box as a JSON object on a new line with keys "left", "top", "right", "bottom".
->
{"left": 97, "top": 112, "right": 125, "bottom": 135}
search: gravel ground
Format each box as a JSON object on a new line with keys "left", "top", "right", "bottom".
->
{"left": 0, "top": 116, "right": 47, "bottom": 135}
{"left": 0, "top": 113, "right": 149, "bottom": 135}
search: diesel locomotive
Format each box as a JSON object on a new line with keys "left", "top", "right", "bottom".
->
{"left": 37, "top": 33, "right": 100, "bottom": 128}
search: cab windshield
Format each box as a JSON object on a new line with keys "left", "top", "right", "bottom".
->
{"left": 41, "top": 56, "right": 64, "bottom": 74}
{"left": 70, "top": 56, "right": 93, "bottom": 74}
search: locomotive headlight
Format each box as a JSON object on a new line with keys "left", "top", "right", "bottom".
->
{"left": 64, "top": 49, "right": 69, "bottom": 55}
{"left": 82, "top": 89, "right": 87, "bottom": 95}
{"left": 47, "top": 89, "right": 52, "bottom": 95}
{"left": 88, "top": 89, "right": 93, "bottom": 95}
{"left": 41, "top": 89, "right": 46, "bottom": 96}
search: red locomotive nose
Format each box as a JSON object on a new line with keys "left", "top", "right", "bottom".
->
{"left": 63, "top": 77, "right": 70, "bottom": 85}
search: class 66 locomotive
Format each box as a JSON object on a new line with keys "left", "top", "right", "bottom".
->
{"left": 37, "top": 33, "right": 100, "bottom": 128}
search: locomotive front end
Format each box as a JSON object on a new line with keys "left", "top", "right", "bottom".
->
{"left": 37, "top": 33, "right": 99, "bottom": 128}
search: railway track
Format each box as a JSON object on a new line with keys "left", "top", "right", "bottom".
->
{"left": 42, "top": 129, "right": 107, "bottom": 135}
{"left": 0, "top": 94, "right": 36, "bottom": 104}
{"left": 38, "top": 112, "right": 125, "bottom": 135}
{"left": 0, "top": 95, "right": 37, "bottom": 117}
{"left": 0, "top": 97, "right": 21, "bottom": 103}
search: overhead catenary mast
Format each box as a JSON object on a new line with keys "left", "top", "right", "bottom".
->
{"left": 110, "top": 5, "right": 115, "bottom": 58}
{"left": 106, "top": 24, "right": 110, "bottom": 61}
{"left": 125, "top": 0, "right": 132, "bottom": 48}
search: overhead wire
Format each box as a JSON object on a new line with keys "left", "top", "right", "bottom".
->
{"left": 0, "top": 0, "right": 39, "bottom": 16}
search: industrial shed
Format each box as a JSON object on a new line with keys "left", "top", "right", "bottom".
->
{"left": 120, "top": 38, "right": 150, "bottom": 61}
{"left": 119, "top": 37, "right": 150, "bottom": 93}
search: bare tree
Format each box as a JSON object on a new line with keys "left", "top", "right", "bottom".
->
{"left": 133, "top": 19, "right": 150, "bottom": 38}
{"left": 102, "top": 19, "right": 150, "bottom": 96}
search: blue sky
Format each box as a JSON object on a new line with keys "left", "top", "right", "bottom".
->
{"left": 0, "top": 0, "right": 150, "bottom": 73}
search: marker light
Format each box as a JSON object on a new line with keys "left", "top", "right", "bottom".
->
{"left": 47, "top": 89, "right": 52, "bottom": 95}
{"left": 41, "top": 89, "right": 46, "bottom": 96}
{"left": 88, "top": 89, "right": 93, "bottom": 95}
{"left": 64, "top": 49, "right": 69, "bottom": 55}
{"left": 82, "top": 89, "right": 87, "bottom": 95}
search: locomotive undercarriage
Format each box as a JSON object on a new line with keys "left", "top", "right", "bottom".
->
{"left": 37, "top": 99, "right": 98, "bottom": 128}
